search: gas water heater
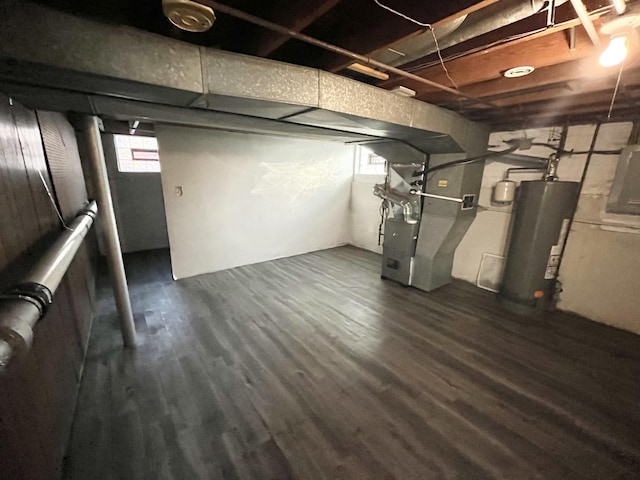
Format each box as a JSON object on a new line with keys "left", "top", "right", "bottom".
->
{"left": 499, "top": 180, "right": 580, "bottom": 313}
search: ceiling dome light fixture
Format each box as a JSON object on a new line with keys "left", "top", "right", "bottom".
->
{"left": 503, "top": 66, "right": 535, "bottom": 78}
{"left": 162, "top": 0, "right": 216, "bottom": 33}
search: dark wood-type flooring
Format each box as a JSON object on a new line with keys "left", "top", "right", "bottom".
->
{"left": 63, "top": 246, "right": 640, "bottom": 480}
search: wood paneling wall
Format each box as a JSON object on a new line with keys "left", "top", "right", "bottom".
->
{"left": 0, "top": 94, "right": 96, "bottom": 480}
{"left": 37, "top": 111, "right": 89, "bottom": 223}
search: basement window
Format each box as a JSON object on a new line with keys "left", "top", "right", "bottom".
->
{"left": 355, "top": 146, "right": 386, "bottom": 175}
{"left": 114, "top": 134, "right": 161, "bottom": 173}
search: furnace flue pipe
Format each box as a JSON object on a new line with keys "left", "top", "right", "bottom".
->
{"left": 0, "top": 201, "right": 98, "bottom": 371}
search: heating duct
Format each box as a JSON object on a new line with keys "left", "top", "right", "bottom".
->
{"left": 0, "top": 1, "right": 489, "bottom": 155}
{"left": 373, "top": 184, "right": 418, "bottom": 224}
{"left": 374, "top": 0, "right": 570, "bottom": 67}
{"left": 0, "top": 1, "right": 489, "bottom": 295}
{"left": 0, "top": 202, "right": 97, "bottom": 371}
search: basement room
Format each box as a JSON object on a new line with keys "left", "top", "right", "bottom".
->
{"left": 1, "top": 0, "right": 639, "bottom": 479}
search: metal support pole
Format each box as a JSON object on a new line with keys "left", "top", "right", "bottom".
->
{"left": 78, "top": 116, "right": 136, "bottom": 348}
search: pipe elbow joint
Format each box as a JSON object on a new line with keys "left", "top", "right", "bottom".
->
{"left": 0, "top": 299, "right": 41, "bottom": 373}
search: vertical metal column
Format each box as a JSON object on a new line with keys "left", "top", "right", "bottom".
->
{"left": 79, "top": 116, "right": 136, "bottom": 348}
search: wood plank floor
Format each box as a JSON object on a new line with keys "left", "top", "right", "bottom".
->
{"left": 63, "top": 246, "right": 640, "bottom": 480}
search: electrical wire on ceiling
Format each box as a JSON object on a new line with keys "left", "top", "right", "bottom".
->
{"left": 607, "top": 59, "right": 626, "bottom": 119}
{"left": 372, "top": 0, "right": 459, "bottom": 89}
{"left": 406, "top": 28, "right": 547, "bottom": 73}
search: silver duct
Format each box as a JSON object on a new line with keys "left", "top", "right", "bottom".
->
{"left": 377, "top": 0, "right": 568, "bottom": 68}
{"left": 373, "top": 183, "right": 419, "bottom": 224}
{"left": 0, "top": 1, "right": 488, "bottom": 156}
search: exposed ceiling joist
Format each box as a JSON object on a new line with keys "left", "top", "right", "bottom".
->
{"left": 24, "top": 0, "right": 638, "bottom": 128}
{"left": 419, "top": 57, "right": 612, "bottom": 104}
{"left": 456, "top": 68, "right": 640, "bottom": 109}
{"left": 469, "top": 89, "right": 640, "bottom": 124}
{"left": 383, "top": 27, "right": 598, "bottom": 97}
{"left": 247, "top": 0, "right": 342, "bottom": 57}
{"left": 197, "top": 0, "right": 496, "bottom": 105}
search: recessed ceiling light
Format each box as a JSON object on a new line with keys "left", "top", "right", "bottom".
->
{"left": 503, "top": 66, "right": 535, "bottom": 78}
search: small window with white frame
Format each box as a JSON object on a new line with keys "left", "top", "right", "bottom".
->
{"left": 114, "top": 134, "right": 161, "bottom": 173}
{"left": 355, "top": 146, "right": 386, "bottom": 175}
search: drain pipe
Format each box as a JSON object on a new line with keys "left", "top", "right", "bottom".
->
{"left": 78, "top": 115, "right": 137, "bottom": 349}
{"left": 0, "top": 201, "right": 98, "bottom": 371}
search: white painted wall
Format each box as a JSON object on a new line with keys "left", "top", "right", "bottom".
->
{"left": 102, "top": 134, "right": 169, "bottom": 253}
{"left": 452, "top": 122, "right": 640, "bottom": 334}
{"left": 155, "top": 125, "right": 354, "bottom": 279}
{"left": 349, "top": 174, "right": 385, "bottom": 254}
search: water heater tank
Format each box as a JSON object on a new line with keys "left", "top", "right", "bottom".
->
{"left": 499, "top": 180, "right": 580, "bottom": 312}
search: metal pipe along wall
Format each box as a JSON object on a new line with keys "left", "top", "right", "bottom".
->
{"left": 78, "top": 115, "right": 137, "bottom": 349}
{"left": 0, "top": 201, "right": 98, "bottom": 371}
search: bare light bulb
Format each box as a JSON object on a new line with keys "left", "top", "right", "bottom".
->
{"left": 599, "top": 35, "right": 628, "bottom": 67}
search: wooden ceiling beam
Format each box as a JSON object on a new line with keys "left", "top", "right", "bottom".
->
{"left": 415, "top": 57, "right": 613, "bottom": 104}
{"left": 381, "top": 27, "right": 597, "bottom": 96}
{"left": 442, "top": 66, "right": 640, "bottom": 111}
{"left": 478, "top": 92, "right": 640, "bottom": 117}
{"left": 479, "top": 107, "right": 640, "bottom": 130}
{"left": 468, "top": 91, "right": 640, "bottom": 124}
{"left": 247, "top": 0, "right": 343, "bottom": 57}
{"left": 478, "top": 74, "right": 640, "bottom": 109}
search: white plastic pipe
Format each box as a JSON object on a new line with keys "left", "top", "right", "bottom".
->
{"left": 0, "top": 201, "right": 98, "bottom": 371}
